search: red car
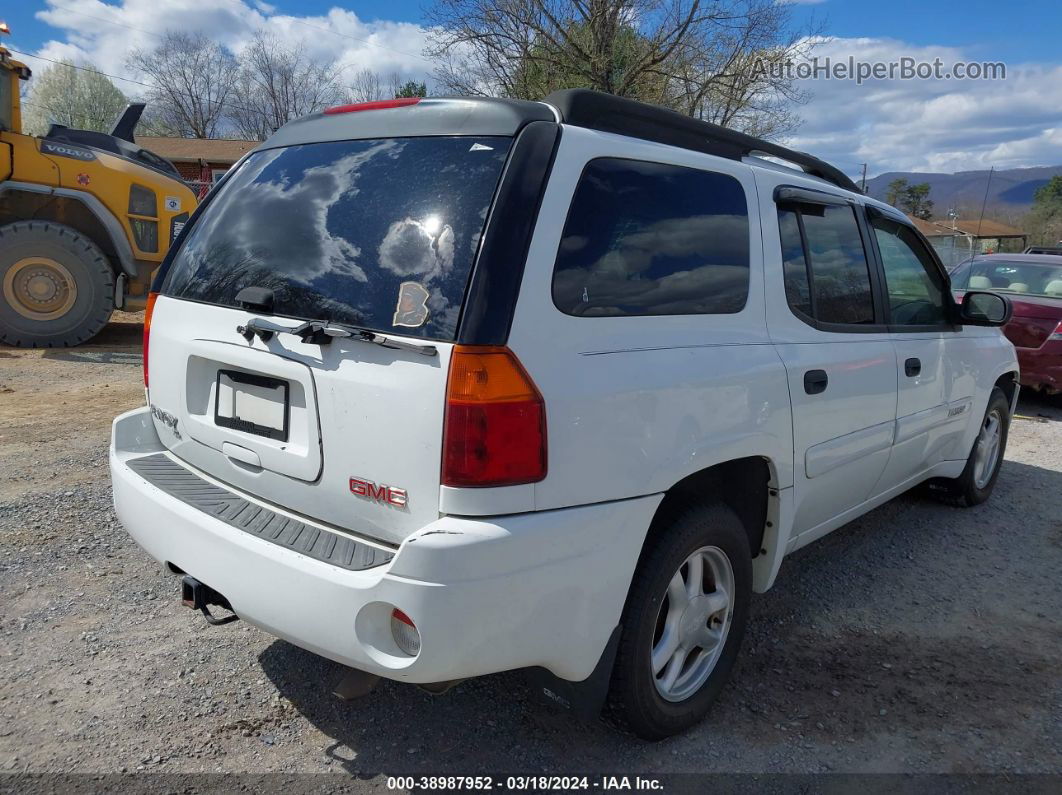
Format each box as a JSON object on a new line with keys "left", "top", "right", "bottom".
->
{"left": 951, "top": 253, "right": 1062, "bottom": 394}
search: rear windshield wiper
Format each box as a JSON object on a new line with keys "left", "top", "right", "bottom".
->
{"left": 237, "top": 317, "right": 437, "bottom": 357}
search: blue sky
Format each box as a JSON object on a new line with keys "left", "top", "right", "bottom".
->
{"left": 5, "top": 1, "right": 1062, "bottom": 175}
{"left": 8, "top": 0, "right": 1059, "bottom": 63}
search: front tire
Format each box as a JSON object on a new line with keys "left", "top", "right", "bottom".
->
{"left": 607, "top": 500, "right": 751, "bottom": 740}
{"left": 0, "top": 221, "right": 115, "bottom": 348}
{"left": 932, "top": 386, "right": 1010, "bottom": 506}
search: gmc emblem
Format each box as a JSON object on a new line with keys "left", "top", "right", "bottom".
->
{"left": 349, "top": 477, "right": 408, "bottom": 507}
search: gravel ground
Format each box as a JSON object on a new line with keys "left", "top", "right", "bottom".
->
{"left": 1, "top": 314, "right": 1061, "bottom": 782}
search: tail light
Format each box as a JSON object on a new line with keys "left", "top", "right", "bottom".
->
{"left": 142, "top": 291, "right": 158, "bottom": 388}
{"left": 442, "top": 346, "right": 546, "bottom": 487}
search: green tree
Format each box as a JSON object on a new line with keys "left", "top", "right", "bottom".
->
{"left": 885, "top": 178, "right": 909, "bottom": 207}
{"left": 884, "top": 178, "right": 934, "bottom": 220}
{"left": 22, "top": 61, "right": 127, "bottom": 137}
{"left": 507, "top": 21, "right": 667, "bottom": 104}
{"left": 905, "top": 182, "right": 934, "bottom": 220}
{"left": 1025, "top": 175, "right": 1062, "bottom": 247}
{"left": 394, "top": 80, "right": 427, "bottom": 98}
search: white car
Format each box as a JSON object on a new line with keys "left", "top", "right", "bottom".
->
{"left": 110, "top": 90, "right": 1018, "bottom": 739}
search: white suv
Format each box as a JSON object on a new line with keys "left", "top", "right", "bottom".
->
{"left": 110, "top": 90, "right": 1018, "bottom": 739}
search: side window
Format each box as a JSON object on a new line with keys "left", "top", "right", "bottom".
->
{"left": 779, "top": 209, "right": 811, "bottom": 316}
{"left": 777, "top": 203, "right": 875, "bottom": 326}
{"left": 870, "top": 218, "right": 949, "bottom": 326}
{"left": 552, "top": 158, "right": 750, "bottom": 317}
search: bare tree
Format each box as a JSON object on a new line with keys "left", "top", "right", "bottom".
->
{"left": 347, "top": 69, "right": 427, "bottom": 102}
{"left": 348, "top": 68, "right": 386, "bottom": 102}
{"left": 127, "top": 32, "right": 239, "bottom": 138}
{"left": 230, "top": 32, "right": 346, "bottom": 140}
{"left": 22, "top": 61, "right": 127, "bottom": 136}
{"left": 427, "top": 0, "right": 816, "bottom": 136}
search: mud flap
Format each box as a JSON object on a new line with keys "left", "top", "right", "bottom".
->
{"left": 523, "top": 625, "right": 621, "bottom": 721}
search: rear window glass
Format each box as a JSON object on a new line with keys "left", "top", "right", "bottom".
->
{"left": 956, "top": 259, "right": 1062, "bottom": 297}
{"left": 162, "top": 136, "right": 512, "bottom": 340}
{"left": 552, "top": 158, "right": 750, "bottom": 317}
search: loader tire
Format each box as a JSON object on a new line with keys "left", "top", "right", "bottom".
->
{"left": 0, "top": 221, "right": 115, "bottom": 347}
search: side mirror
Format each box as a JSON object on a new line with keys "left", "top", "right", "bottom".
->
{"left": 960, "top": 290, "right": 1011, "bottom": 326}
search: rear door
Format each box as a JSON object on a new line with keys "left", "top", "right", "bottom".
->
{"left": 146, "top": 134, "right": 514, "bottom": 545}
{"left": 759, "top": 178, "right": 898, "bottom": 540}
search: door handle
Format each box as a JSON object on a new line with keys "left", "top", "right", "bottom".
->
{"left": 905, "top": 357, "right": 922, "bottom": 377}
{"left": 803, "top": 369, "right": 829, "bottom": 395}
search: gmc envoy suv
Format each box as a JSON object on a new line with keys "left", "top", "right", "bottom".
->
{"left": 111, "top": 90, "right": 1017, "bottom": 739}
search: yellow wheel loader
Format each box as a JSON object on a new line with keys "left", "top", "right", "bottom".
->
{"left": 0, "top": 37, "right": 197, "bottom": 347}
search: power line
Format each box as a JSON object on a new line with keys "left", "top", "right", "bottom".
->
{"left": 46, "top": 3, "right": 165, "bottom": 41}
{"left": 9, "top": 47, "right": 330, "bottom": 122}
{"left": 278, "top": 15, "right": 434, "bottom": 66}
{"left": 10, "top": 46, "right": 432, "bottom": 139}
{"left": 9, "top": 47, "right": 153, "bottom": 90}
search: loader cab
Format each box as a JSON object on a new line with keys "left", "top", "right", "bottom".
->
{"left": 42, "top": 104, "right": 182, "bottom": 179}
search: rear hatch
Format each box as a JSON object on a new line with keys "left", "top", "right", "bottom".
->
{"left": 147, "top": 133, "right": 513, "bottom": 545}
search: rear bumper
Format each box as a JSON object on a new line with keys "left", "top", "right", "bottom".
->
{"left": 1017, "top": 343, "right": 1062, "bottom": 392}
{"left": 110, "top": 407, "right": 658, "bottom": 683}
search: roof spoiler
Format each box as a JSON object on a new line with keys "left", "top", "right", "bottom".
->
{"left": 543, "top": 89, "right": 861, "bottom": 195}
{"left": 110, "top": 103, "right": 145, "bottom": 143}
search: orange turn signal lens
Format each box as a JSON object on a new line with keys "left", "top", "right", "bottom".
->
{"left": 142, "top": 292, "right": 158, "bottom": 388}
{"left": 442, "top": 346, "right": 547, "bottom": 488}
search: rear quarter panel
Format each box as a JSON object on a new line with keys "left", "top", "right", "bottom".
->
{"left": 507, "top": 127, "right": 793, "bottom": 512}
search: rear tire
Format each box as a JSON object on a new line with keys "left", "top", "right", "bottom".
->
{"left": 0, "top": 221, "right": 115, "bottom": 347}
{"left": 607, "top": 499, "right": 751, "bottom": 740}
{"left": 931, "top": 387, "right": 1010, "bottom": 507}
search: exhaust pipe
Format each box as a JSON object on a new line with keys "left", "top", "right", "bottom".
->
{"left": 110, "top": 102, "right": 146, "bottom": 143}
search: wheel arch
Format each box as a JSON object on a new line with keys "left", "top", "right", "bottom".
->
{"left": 643, "top": 456, "right": 782, "bottom": 594}
{"left": 0, "top": 181, "right": 135, "bottom": 277}
{"left": 994, "top": 370, "right": 1020, "bottom": 414}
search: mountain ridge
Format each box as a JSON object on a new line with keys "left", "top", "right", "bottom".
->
{"left": 862, "top": 165, "right": 1062, "bottom": 214}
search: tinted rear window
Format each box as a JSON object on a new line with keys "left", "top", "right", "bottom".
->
{"left": 162, "top": 136, "right": 511, "bottom": 340}
{"left": 778, "top": 204, "right": 875, "bottom": 325}
{"left": 552, "top": 158, "right": 750, "bottom": 317}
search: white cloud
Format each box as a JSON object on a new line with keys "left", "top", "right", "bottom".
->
{"left": 785, "top": 36, "right": 1062, "bottom": 176}
{"left": 18, "top": 7, "right": 1062, "bottom": 176}
{"left": 25, "top": 0, "right": 434, "bottom": 98}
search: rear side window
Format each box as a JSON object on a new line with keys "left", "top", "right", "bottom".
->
{"left": 778, "top": 204, "right": 875, "bottom": 325}
{"left": 552, "top": 158, "right": 750, "bottom": 317}
{"left": 162, "top": 136, "right": 512, "bottom": 340}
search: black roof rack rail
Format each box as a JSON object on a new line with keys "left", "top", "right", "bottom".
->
{"left": 544, "top": 89, "right": 861, "bottom": 195}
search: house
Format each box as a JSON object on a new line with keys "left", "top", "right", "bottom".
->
{"left": 134, "top": 137, "right": 259, "bottom": 198}
{"left": 906, "top": 215, "right": 1027, "bottom": 268}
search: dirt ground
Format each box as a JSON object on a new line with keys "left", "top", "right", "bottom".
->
{"left": 1, "top": 313, "right": 1060, "bottom": 783}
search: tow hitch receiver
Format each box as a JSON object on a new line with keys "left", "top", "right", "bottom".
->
{"left": 181, "top": 576, "right": 239, "bottom": 626}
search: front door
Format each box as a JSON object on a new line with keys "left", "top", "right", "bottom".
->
{"left": 866, "top": 210, "right": 969, "bottom": 485}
